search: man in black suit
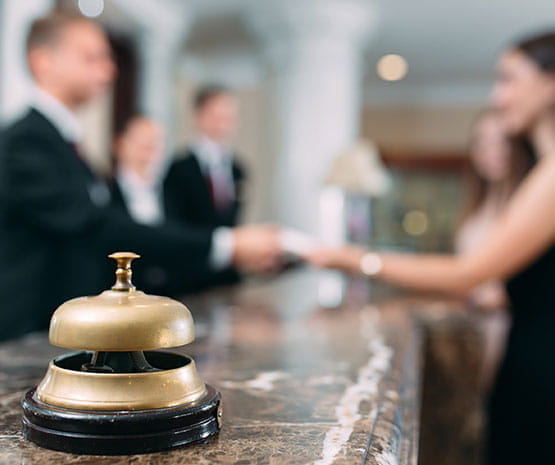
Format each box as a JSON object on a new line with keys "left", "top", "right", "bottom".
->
{"left": 0, "top": 13, "right": 280, "bottom": 341}
{"left": 164, "top": 85, "right": 246, "bottom": 229}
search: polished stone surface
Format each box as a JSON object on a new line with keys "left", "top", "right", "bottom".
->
{"left": 0, "top": 270, "right": 491, "bottom": 464}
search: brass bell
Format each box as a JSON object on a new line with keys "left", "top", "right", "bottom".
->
{"left": 21, "top": 252, "right": 222, "bottom": 455}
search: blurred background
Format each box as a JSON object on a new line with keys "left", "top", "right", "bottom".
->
{"left": 1, "top": 0, "right": 554, "bottom": 253}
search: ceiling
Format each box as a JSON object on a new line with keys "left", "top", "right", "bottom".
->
{"left": 367, "top": 0, "right": 555, "bottom": 82}
{"left": 104, "top": 0, "right": 555, "bottom": 105}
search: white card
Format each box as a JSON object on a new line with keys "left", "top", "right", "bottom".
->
{"left": 280, "top": 228, "right": 320, "bottom": 255}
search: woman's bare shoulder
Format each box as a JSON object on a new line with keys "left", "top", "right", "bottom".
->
{"left": 538, "top": 154, "right": 555, "bottom": 173}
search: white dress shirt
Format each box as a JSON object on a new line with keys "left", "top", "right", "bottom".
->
{"left": 116, "top": 168, "right": 164, "bottom": 226}
{"left": 32, "top": 87, "right": 83, "bottom": 143}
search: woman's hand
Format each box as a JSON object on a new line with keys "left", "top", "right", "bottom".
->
{"left": 304, "top": 245, "right": 367, "bottom": 273}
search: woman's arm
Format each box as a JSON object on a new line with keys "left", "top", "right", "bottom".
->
{"left": 307, "top": 156, "right": 555, "bottom": 295}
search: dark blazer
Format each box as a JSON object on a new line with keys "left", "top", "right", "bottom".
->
{"left": 163, "top": 150, "right": 246, "bottom": 229}
{"left": 113, "top": 161, "right": 241, "bottom": 290}
{"left": 109, "top": 178, "right": 128, "bottom": 217}
{"left": 0, "top": 109, "right": 216, "bottom": 341}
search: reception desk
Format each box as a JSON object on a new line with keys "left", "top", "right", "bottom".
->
{"left": 0, "top": 270, "right": 494, "bottom": 464}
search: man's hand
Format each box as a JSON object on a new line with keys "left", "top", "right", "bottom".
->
{"left": 231, "top": 224, "right": 281, "bottom": 273}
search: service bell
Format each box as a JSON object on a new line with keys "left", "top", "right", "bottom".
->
{"left": 21, "top": 252, "right": 222, "bottom": 455}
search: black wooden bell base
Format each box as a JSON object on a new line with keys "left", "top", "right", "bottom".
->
{"left": 21, "top": 385, "right": 221, "bottom": 455}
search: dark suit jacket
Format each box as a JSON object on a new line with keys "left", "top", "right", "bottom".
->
{"left": 0, "top": 109, "right": 216, "bottom": 341}
{"left": 162, "top": 150, "right": 246, "bottom": 288}
{"left": 163, "top": 150, "right": 245, "bottom": 229}
{"left": 113, "top": 158, "right": 242, "bottom": 290}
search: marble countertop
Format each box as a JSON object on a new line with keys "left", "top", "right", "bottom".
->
{"left": 0, "top": 270, "right": 476, "bottom": 464}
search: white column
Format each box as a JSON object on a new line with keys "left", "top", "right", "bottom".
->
{"left": 247, "top": 0, "right": 376, "bottom": 308}
{"left": 0, "top": 0, "right": 54, "bottom": 124}
{"left": 247, "top": 0, "right": 376, "bottom": 239}
{"left": 138, "top": 29, "right": 184, "bottom": 151}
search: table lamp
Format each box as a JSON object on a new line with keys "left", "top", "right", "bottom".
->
{"left": 323, "top": 139, "right": 391, "bottom": 244}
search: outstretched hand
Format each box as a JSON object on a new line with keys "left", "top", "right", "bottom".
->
{"left": 304, "top": 245, "right": 367, "bottom": 273}
{"left": 231, "top": 224, "right": 282, "bottom": 273}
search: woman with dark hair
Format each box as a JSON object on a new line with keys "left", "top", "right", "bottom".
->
{"left": 110, "top": 115, "right": 166, "bottom": 226}
{"left": 306, "top": 32, "right": 555, "bottom": 464}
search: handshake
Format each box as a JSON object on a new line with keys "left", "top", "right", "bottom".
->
{"left": 229, "top": 225, "right": 321, "bottom": 273}
{"left": 229, "top": 225, "right": 370, "bottom": 275}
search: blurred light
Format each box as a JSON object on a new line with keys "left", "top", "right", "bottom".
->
{"left": 376, "top": 54, "right": 408, "bottom": 81}
{"left": 78, "top": 0, "right": 104, "bottom": 18}
{"left": 402, "top": 210, "right": 428, "bottom": 236}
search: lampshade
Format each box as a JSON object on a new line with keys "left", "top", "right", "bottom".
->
{"left": 324, "top": 140, "right": 391, "bottom": 196}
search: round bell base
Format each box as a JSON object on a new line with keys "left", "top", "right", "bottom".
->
{"left": 21, "top": 385, "right": 222, "bottom": 455}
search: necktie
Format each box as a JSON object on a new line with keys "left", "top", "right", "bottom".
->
{"left": 208, "top": 165, "right": 233, "bottom": 213}
{"left": 70, "top": 142, "right": 83, "bottom": 159}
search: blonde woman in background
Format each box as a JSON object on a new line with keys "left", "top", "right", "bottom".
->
{"left": 457, "top": 109, "right": 533, "bottom": 308}
{"left": 456, "top": 110, "right": 535, "bottom": 393}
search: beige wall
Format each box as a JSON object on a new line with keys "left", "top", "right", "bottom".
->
{"left": 77, "top": 90, "right": 113, "bottom": 175}
{"left": 73, "top": 74, "right": 485, "bottom": 226}
{"left": 174, "top": 79, "right": 485, "bottom": 223}
{"left": 361, "top": 104, "right": 482, "bottom": 153}
{"left": 174, "top": 76, "right": 272, "bottom": 223}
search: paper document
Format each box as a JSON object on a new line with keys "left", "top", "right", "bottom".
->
{"left": 280, "top": 228, "right": 321, "bottom": 255}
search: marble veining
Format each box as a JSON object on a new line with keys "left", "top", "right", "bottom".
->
{"left": 0, "top": 271, "right": 425, "bottom": 464}
{"left": 315, "top": 308, "right": 393, "bottom": 465}
{"left": 221, "top": 371, "right": 291, "bottom": 391}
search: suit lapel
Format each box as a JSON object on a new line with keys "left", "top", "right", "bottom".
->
{"left": 29, "top": 109, "right": 110, "bottom": 207}
{"left": 188, "top": 151, "right": 217, "bottom": 215}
